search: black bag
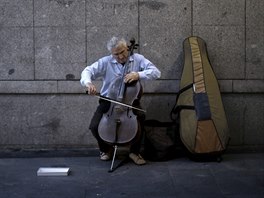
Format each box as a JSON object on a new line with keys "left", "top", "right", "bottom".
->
{"left": 143, "top": 120, "right": 178, "bottom": 161}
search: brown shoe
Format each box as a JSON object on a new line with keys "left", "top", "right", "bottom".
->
{"left": 129, "top": 153, "right": 146, "bottom": 165}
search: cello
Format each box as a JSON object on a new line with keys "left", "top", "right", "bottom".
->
{"left": 98, "top": 38, "right": 144, "bottom": 172}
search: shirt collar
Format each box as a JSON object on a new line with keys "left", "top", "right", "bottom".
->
{"left": 110, "top": 54, "right": 134, "bottom": 64}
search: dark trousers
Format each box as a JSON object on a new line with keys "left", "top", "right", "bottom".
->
{"left": 89, "top": 99, "right": 145, "bottom": 154}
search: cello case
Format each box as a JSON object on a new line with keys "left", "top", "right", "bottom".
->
{"left": 171, "top": 36, "right": 230, "bottom": 161}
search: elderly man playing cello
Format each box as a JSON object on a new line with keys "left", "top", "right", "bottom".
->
{"left": 80, "top": 36, "right": 161, "bottom": 166}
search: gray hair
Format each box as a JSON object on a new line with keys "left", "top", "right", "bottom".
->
{"left": 107, "top": 36, "right": 127, "bottom": 52}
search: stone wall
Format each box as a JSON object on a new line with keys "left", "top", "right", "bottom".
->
{"left": 0, "top": 0, "right": 263, "bottom": 151}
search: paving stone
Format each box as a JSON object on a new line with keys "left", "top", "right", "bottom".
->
{"left": 246, "top": 0, "right": 264, "bottom": 79}
{"left": 35, "top": 27, "right": 86, "bottom": 79}
{"left": 140, "top": 0, "right": 191, "bottom": 79}
{"left": 0, "top": 0, "right": 33, "bottom": 26}
{"left": 34, "top": 0, "right": 86, "bottom": 26}
{"left": 0, "top": 27, "right": 34, "bottom": 80}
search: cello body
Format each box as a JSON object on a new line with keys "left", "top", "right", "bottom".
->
{"left": 98, "top": 78, "right": 141, "bottom": 144}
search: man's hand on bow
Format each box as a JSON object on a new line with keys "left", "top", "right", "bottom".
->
{"left": 86, "top": 82, "right": 97, "bottom": 95}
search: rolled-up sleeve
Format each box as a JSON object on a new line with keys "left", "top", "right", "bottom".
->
{"left": 136, "top": 55, "right": 161, "bottom": 80}
{"left": 80, "top": 61, "right": 100, "bottom": 87}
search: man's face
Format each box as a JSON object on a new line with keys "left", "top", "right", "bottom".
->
{"left": 111, "top": 43, "right": 129, "bottom": 64}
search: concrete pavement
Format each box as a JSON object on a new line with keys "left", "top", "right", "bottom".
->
{"left": 0, "top": 151, "right": 263, "bottom": 198}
